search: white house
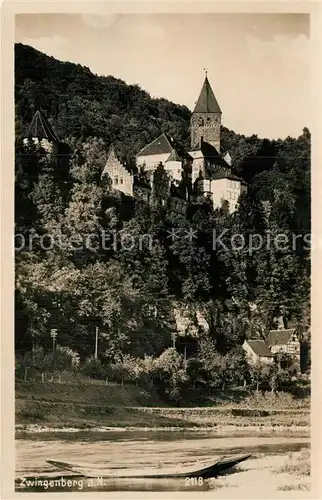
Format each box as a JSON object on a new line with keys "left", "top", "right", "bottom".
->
{"left": 242, "top": 340, "right": 275, "bottom": 365}
{"left": 266, "top": 329, "right": 301, "bottom": 359}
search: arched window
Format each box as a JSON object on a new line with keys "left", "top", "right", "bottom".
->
{"left": 198, "top": 117, "right": 204, "bottom": 126}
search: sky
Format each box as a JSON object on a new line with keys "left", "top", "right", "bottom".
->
{"left": 15, "top": 13, "right": 310, "bottom": 139}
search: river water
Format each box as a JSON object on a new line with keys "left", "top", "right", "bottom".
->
{"left": 15, "top": 429, "right": 310, "bottom": 493}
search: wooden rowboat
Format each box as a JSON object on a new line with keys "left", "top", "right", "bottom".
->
{"left": 46, "top": 454, "right": 251, "bottom": 479}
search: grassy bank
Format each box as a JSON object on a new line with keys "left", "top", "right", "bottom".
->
{"left": 273, "top": 448, "right": 310, "bottom": 491}
{"left": 16, "top": 379, "right": 310, "bottom": 431}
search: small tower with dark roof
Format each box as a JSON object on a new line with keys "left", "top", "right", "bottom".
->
{"left": 191, "top": 73, "right": 222, "bottom": 152}
{"left": 23, "top": 109, "right": 59, "bottom": 152}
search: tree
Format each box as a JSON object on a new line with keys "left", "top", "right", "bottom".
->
{"left": 154, "top": 348, "right": 188, "bottom": 402}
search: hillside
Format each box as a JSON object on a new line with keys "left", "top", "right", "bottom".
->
{"left": 15, "top": 379, "right": 309, "bottom": 430}
{"left": 15, "top": 43, "right": 191, "bottom": 166}
{"left": 15, "top": 44, "right": 311, "bottom": 192}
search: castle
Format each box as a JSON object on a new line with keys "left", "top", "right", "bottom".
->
{"left": 22, "top": 75, "right": 247, "bottom": 213}
{"left": 103, "top": 75, "right": 247, "bottom": 213}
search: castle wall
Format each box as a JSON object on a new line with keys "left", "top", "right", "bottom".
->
{"left": 164, "top": 160, "right": 182, "bottom": 182}
{"left": 211, "top": 178, "right": 247, "bottom": 212}
{"left": 188, "top": 151, "right": 204, "bottom": 184}
{"left": 136, "top": 153, "right": 170, "bottom": 170}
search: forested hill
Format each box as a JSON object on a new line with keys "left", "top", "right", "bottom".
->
{"left": 15, "top": 42, "right": 192, "bottom": 163}
{"left": 15, "top": 43, "right": 311, "bottom": 393}
{"left": 15, "top": 43, "right": 311, "bottom": 188}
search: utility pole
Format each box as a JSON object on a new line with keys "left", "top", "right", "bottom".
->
{"left": 171, "top": 332, "right": 176, "bottom": 349}
{"left": 50, "top": 329, "right": 58, "bottom": 380}
{"left": 32, "top": 334, "right": 35, "bottom": 366}
{"left": 94, "top": 326, "right": 99, "bottom": 360}
{"left": 50, "top": 329, "right": 58, "bottom": 352}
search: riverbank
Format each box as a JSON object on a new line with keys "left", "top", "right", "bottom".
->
{"left": 15, "top": 431, "right": 310, "bottom": 495}
{"left": 16, "top": 380, "right": 310, "bottom": 432}
{"left": 208, "top": 449, "right": 311, "bottom": 496}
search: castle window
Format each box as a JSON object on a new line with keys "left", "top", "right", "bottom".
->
{"left": 120, "top": 177, "right": 123, "bottom": 184}
{"left": 114, "top": 176, "right": 118, "bottom": 184}
{"left": 198, "top": 118, "right": 204, "bottom": 126}
{"left": 207, "top": 117, "right": 211, "bottom": 122}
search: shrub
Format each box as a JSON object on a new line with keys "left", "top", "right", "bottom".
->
{"left": 153, "top": 348, "right": 188, "bottom": 403}
{"left": 81, "top": 357, "right": 106, "bottom": 379}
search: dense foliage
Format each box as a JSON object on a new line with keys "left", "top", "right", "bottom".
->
{"left": 15, "top": 44, "right": 311, "bottom": 400}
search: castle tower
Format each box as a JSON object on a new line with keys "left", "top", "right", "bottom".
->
{"left": 190, "top": 74, "right": 222, "bottom": 152}
{"left": 22, "top": 109, "right": 59, "bottom": 152}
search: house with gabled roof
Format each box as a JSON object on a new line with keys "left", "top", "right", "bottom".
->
{"left": 136, "top": 132, "right": 192, "bottom": 183}
{"left": 267, "top": 329, "right": 300, "bottom": 359}
{"left": 136, "top": 132, "right": 174, "bottom": 168}
{"left": 102, "top": 146, "right": 134, "bottom": 197}
{"left": 243, "top": 327, "right": 301, "bottom": 368}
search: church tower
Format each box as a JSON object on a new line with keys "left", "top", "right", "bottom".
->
{"left": 190, "top": 74, "right": 222, "bottom": 152}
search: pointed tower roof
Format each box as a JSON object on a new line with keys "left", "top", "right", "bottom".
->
{"left": 25, "top": 109, "right": 59, "bottom": 143}
{"left": 193, "top": 76, "right": 221, "bottom": 114}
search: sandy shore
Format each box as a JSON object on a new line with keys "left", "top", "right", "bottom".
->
{"left": 208, "top": 453, "right": 311, "bottom": 497}
{"left": 15, "top": 453, "right": 311, "bottom": 497}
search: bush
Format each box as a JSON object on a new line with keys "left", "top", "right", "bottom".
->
{"left": 153, "top": 348, "right": 188, "bottom": 403}
{"left": 81, "top": 357, "right": 106, "bottom": 379}
{"left": 16, "top": 346, "right": 81, "bottom": 378}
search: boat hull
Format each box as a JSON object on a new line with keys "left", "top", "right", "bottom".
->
{"left": 46, "top": 454, "right": 251, "bottom": 479}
